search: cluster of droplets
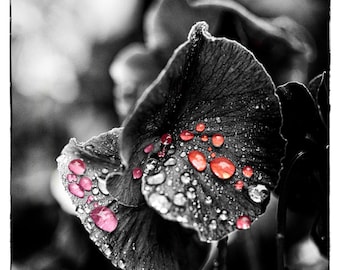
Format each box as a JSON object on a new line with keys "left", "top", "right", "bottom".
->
{"left": 132, "top": 118, "right": 270, "bottom": 239}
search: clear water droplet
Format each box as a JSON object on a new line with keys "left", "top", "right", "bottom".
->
{"left": 146, "top": 171, "right": 166, "bottom": 185}
{"left": 118, "top": 259, "right": 126, "bottom": 269}
{"left": 248, "top": 184, "right": 269, "bottom": 203}
{"left": 148, "top": 193, "right": 171, "bottom": 214}
{"left": 180, "top": 172, "right": 191, "bottom": 184}
{"left": 173, "top": 192, "right": 187, "bottom": 206}
{"left": 204, "top": 195, "right": 212, "bottom": 205}
{"left": 219, "top": 210, "right": 228, "bottom": 221}
{"left": 209, "top": 219, "right": 217, "bottom": 230}
{"left": 164, "top": 157, "right": 177, "bottom": 166}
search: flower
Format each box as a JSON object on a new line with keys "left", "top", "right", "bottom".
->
{"left": 57, "top": 22, "right": 285, "bottom": 269}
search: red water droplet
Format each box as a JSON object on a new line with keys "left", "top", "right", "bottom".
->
{"left": 68, "top": 159, "right": 86, "bottom": 175}
{"left": 234, "top": 180, "right": 244, "bottom": 191}
{"left": 236, "top": 215, "right": 251, "bottom": 230}
{"left": 68, "top": 183, "right": 85, "bottom": 198}
{"left": 66, "top": 174, "right": 77, "bottom": 182}
{"left": 210, "top": 157, "right": 235, "bottom": 179}
{"left": 201, "top": 134, "right": 209, "bottom": 142}
{"left": 207, "top": 146, "right": 212, "bottom": 152}
{"left": 188, "top": 150, "right": 207, "bottom": 172}
{"left": 210, "top": 153, "right": 216, "bottom": 158}
{"left": 132, "top": 167, "right": 143, "bottom": 179}
{"left": 79, "top": 176, "right": 92, "bottom": 191}
{"left": 180, "top": 130, "right": 194, "bottom": 141}
{"left": 158, "top": 149, "right": 166, "bottom": 158}
{"left": 86, "top": 195, "right": 94, "bottom": 204}
{"left": 242, "top": 166, "right": 254, "bottom": 178}
{"left": 196, "top": 123, "right": 206, "bottom": 132}
{"left": 161, "top": 133, "right": 172, "bottom": 145}
{"left": 212, "top": 133, "right": 224, "bottom": 147}
{"left": 90, "top": 206, "right": 118, "bottom": 233}
{"left": 143, "top": 143, "right": 154, "bottom": 153}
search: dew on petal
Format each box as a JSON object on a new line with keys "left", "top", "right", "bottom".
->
{"left": 248, "top": 184, "right": 269, "bottom": 203}
{"left": 180, "top": 130, "right": 194, "bottom": 141}
{"left": 68, "top": 183, "right": 85, "bottom": 198}
{"left": 173, "top": 192, "right": 187, "bottom": 206}
{"left": 79, "top": 176, "right": 92, "bottom": 191}
{"left": 90, "top": 206, "right": 118, "bottom": 232}
{"left": 242, "top": 165, "right": 254, "bottom": 178}
{"left": 143, "top": 143, "right": 154, "bottom": 154}
{"left": 66, "top": 173, "right": 77, "bottom": 182}
{"left": 148, "top": 193, "right": 172, "bottom": 214}
{"left": 146, "top": 170, "right": 166, "bottom": 185}
{"left": 210, "top": 153, "right": 216, "bottom": 158}
{"left": 212, "top": 133, "right": 224, "bottom": 147}
{"left": 180, "top": 172, "right": 191, "bottom": 184}
{"left": 161, "top": 133, "right": 172, "bottom": 145}
{"left": 234, "top": 180, "right": 244, "bottom": 191}
{"left": 188, "top": 150, "right": 207, "bottom": 172}
{"left": 236, "top": 215, "right": 251, "bottom": 230}
{"left": 201, "top": 134, "right": 209, "bottom": 142}
{"left": 87, "top": 195, "right": 94, "bottom": 204}
{"left": 196, "top": 123, "right": 206, "bottom": 132}
{"left": 158, "top": 149, "right": 166, "bottom": 158}
{"left": 132, "top": 167, "right": 143, "bottom": 179}
{"left": 164, "top": 157, "right": 177, "bottom": 166}
{"left": 68, "top": 159, "right": 86, "bottom": 175}
{"left": 210, "top": 157, "right": 235, "bottom": 179}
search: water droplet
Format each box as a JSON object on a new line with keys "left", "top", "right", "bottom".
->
{"left": 188, "top": 150, "right": 207, "bottom": 172}
{"left": 87, "top": 195, "right": 94, "bottom": 204}
{"left": 186, "top": 187, "right": 196, "bottom": 199}
{"left": 242, "top": 165, "right": 254, "bottom": 178}
{"left": 236, "top": 215, "right": 251, "bottom": 230}
{"left": 66, "top": 173, "right": 77, "bottom": 182}
{"left": 90, "top": 206, "right": 118, "bottom": 232}
{"left": 204, "top": 195, "right": 212, "bottom": 205}
{"left": 209, "top": 219, "right": 217, "bottom": 230}
{"left": 92, "top": 187, "right": 99, "bottom": 195}
{"left": 180, "top": 130, "right": 194, "bottom": 141}
{"left": 201, "top": 134, "right": 209, "bottom": 142}
{"left": 210, "top": 157, "right": 235, "bottom": 179}
{"left": 210, "top": 152, "right": 216, "bottom": 158}
{"left": 196, "top": 122, "right": 206, "bottom": 132}
{"left": 164, "top": 157, "right": 177, "bottom": 166}
{"left": 148, "top": 193, "right": 171, "bottom": 214}
{"left": 161, "top": 133, "right": 172, "bottom": 145}
{"left": 216, "top": 117, "right": 221, "bottom": 123}
{"left": 132, "top": 167, "right": 143, "bottom": 179}
{"left": 68, "top": 159, "right": 86, "bottom": 175}
{"left": 219, "top": 210, "right": 228, "bottom": 221}
{"left": 145, "top": 158, "right": 158, "bottom": 172}
{"left": 173, "top": 192, "right": 187, "bottom": 206}
{"left": 234, "top": 180, "right": 244, "bottom": 191}
{"left": 212, "top": 133, "right": 224, "bottom": 147}
{"left": 158, "top": 149, "right": 166, "bottom": 158}
{"left": 146, "top": 171, "right": 166, "bottom": 185}
{"left": 180, "top": 152, "right": 186, "bottom": 158}
{"left": 79, "top": 176, "right": 92, "bottom": 191}
{"left": 103, "top": 244, "right": 112, "bottom": 257}
{"left": 248, "top": 184, "right": 269, "bottom": 203}
{"left": 143, "top": 143, "right": 154, "bottom": 154}
{"left": 101, "top": 168, "right": 109, "bottom": 175}
{"left": 181, "top": 172, "right": 191, "bottom": 184}
{"left": 118, "top": 259, "right": 126, "bottom": 269}
{"left": 68, "top": 183, "right": 85, "bottom": 198}
{"left": 85, "top": 144, "right": 94, "bottom": 151}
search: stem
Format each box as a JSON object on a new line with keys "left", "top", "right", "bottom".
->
{"left": 217, "top": 236, "right": 228, "bottom": 270}
{"left": 276, "top": 151, "right": 307, "bottom": 270}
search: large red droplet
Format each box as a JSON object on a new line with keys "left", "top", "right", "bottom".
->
{"left": 68, "top": 159, "right": 86, "bottom": 175}
{"left": 196, "top": 123, "right": 206, "bottom": 132}
{"left": 180, "top": 130, "right": 194, "bottom": 141}
{"left": 242, "top": 165, "right": 254, "bottom": 178}
{"left": 188, "top": 151, "right": 207, "bottom": 172}
{"left": 79, "top": 176, "right": 92, "bottom": 191}
{"left": 132, "top": 167, "right": 143, "bottom": 179}
{"left": 161, "top": 133, "right": 172, "bottom": 145}
{"left": 212, "top": 133, "right": 224, "bottom": 147}
{"left": 68, "top": 183, "right": 85, "bottom": 198}
{"left": 236, "top": 215, "right": 251, "bottom": 230}
{"left": 90, "top": 206, "right": 118, "bottom": 233}
{"left": 210, "top": 157, "right": 235, "bottom": 179}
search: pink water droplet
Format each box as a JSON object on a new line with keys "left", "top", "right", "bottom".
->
{"left": 68, "top": 159, "right": 86, "bottom": 175}
{"left": 79, "top": 176, "right": 92, "bottom": 191}
{"left": 158, "top": 149, "right": 166, "bottom": 158}
{"left": 68, "top": 183, "right": 85, "bottom": 198}
{"left": 143, "top": 143, "right": 154, "bottom": 153}
{"left": 132, "top": 167, "right": 143, "bottom": 179}
{"left": 90, "top": 206, "right": 118, "bottom": 233}
{"left": 195, "top": 123, "right": 206, "bottom": 132}
{"left": 234, "top": 180, "right": 244, "bottom": 191}
{"left": 66, "top": 174, "right": 77, "bottom": 182}
{"left": 188, "top": 150, "right": 207, "bottom": 172}
{"left": 242, "top": 166, "right": 254, "bottom": 178}
{"left": 180, "top": 130, "right": 194, "bottom": 141}
{"left": 210, "top": 157, "right": 235, "bottom": 180}
{"left": 161, "top": 133, "right": 172, "bottom": 145}
{"left": 236, "top": 215, "right": 251, "bottom": 230}
{"left": 86, "top": 195, "right": 94, "bottom": 204}
{"left": 212, "top": 133, "right": 224, "bottom": 147}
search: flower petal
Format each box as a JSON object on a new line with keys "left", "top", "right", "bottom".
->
{"left": 57, "top": 128, "right": 144, "bottom": 207}
{"left": 57, "top": 134, "right": 210, "bottom": 269}
{"left": 121, "top": 22, "right": 285, "bottom": 241}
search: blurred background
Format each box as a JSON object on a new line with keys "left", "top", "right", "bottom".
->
{"left": 10, "top": 0, "right": 330, "bottom": 269}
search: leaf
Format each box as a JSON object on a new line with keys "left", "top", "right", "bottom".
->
{"left": 57, "top": 128, "right": 210, "bottom": 269}
{"left": 120, "top": 22, "right": 285, "bottom": 241}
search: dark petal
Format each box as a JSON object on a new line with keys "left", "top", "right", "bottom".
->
{"left": 308, "top": 71, "right": 330, "bottom": 129}
{"left": 121, "top": 22, "right": 284, "bottom": 241}
{"left": 57, "top": 128, "right": 144, "bottom": 207}
{"left": 189, "top": 0, "right": 316, "bottom": 84}
{"left": 58, "top": 143, "right": 210, "bottom": 270}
